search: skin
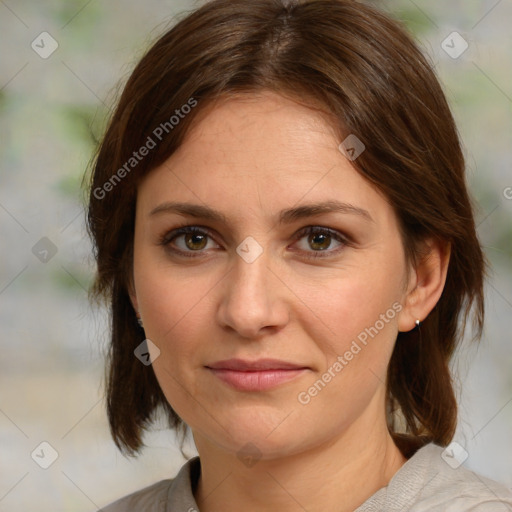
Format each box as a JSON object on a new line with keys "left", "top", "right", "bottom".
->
{"left": 129, "top": 91, "right": 450, "bottom": 512}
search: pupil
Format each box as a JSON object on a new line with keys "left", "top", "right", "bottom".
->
{"left": 310, "top": 233, "right": 330, "bottom": 250}
{"left": 186, "top": 233, "right": 206, "bottom": 250}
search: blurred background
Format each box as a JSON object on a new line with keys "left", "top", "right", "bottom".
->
{"left": 0, "top": 0, "right": 511, "bottom": 510}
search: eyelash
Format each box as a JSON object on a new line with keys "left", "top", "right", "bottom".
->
{"left": 158, "top": 225, "right": 350, "bottom": 259}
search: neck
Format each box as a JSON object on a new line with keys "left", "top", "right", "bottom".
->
{"left": 193, "top": 407, "right": 407, "bottom": 512}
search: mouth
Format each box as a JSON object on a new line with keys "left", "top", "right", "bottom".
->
{"left": 205, "top": 358, "right": 310, "bottom": 391}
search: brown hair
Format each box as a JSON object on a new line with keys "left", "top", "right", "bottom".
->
{"left": 84, "top": 0, "right": 485, "bottom": 457}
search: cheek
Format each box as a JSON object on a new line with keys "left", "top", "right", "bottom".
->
{"left": 292, "top": 275, "right": 401, "bottom": 427}
{"left": 134, "top": 265, "right": 215, "bottom": 425}
{"left": 289, "top": 265, "right": 404, "bottom": 417}
{"left": 293, "top": 264, "right": 402, "bottom": 355}
{"left": 136, "top": 266, "right": 212, "bottom": 355}
{"left": 133, "top": 233, "right": 216, "bottom": 334}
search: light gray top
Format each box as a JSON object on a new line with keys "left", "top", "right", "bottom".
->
{"left": 101, "top": 442, "right": 512, "bottom": 511}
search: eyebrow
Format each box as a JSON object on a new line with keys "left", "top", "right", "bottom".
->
{"left": 149, "top": 200, "right": 374, "bottom": 224}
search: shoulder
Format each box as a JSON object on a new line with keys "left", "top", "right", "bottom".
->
{"left": 407, "top": 443, "right": 512, "bottom": 511}
{"left": 99, "top": 455, "right": 201, "bottom": 512}
{"left": 100, "top": 479, "right": 172, "bottom": 512}
{"left": 419, "top": 443, "right": 512, "bottom": 512}
{"left": 357, "top": 442, "right": 512, "bottom": 511}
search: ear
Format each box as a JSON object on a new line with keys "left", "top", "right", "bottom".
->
{"left": 397, "top": 238, "right": 451, "bottom": 332}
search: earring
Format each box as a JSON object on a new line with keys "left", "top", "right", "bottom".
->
{"left": 137, "top": 316, "right": 144, "bottom": 328}
{"left": 415, "top": 319, "right": 421, "bottom": 328}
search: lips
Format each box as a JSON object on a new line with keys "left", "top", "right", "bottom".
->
{"left": 206, "top": 358, "right": 308, "bottom": 371}
{"left": 205, "top": 358, "right": 309, "bottom": 391}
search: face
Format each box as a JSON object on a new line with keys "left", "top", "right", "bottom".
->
{"left": 131, "top": 91, "right": 412, "bottom": 459}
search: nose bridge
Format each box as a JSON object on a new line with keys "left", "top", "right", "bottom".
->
{"left": 233, "top": 245, "right": 269, "bottom": 299}
{"left": 218, "top": 242, "right": 288, "bottom": 338}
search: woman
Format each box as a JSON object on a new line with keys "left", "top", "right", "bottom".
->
{"left": 85, "top": 0, "right": 512, "bottom": 510}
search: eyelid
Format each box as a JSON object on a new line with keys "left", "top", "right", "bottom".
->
{"left": 158, "top": 224, "right": 351, "bottom": 258}
{"left": 158, "top": 225, "right": 222, "bottom": 252}
{"left": 292, "top": 226, "right": 351, "bottom": 244}
{"left": 290, "top": 226, "right": 350, "bottom": 258}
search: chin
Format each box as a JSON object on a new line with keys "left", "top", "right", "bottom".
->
{"left": 203, "top": 407, "right": 311, "bottom": 459}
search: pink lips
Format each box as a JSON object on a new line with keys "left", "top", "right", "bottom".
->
{"left": 206, "top": 358, "right": 309, "bottom": 391}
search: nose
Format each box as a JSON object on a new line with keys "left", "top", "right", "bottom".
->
{"left": 217, "top": 248, "right": 290, "bottom": 339}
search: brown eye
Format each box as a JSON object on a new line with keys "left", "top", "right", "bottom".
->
{"left": 183, "top": 232, "right": 208, "bottom": 251}
{"left": 293, "top": 226, "right": 347, "bottom": 259}
{"left": 159, "top": 226, "right": 219, "bottom": 257}
{"left": 308, "top": 232, "right": 332, "bottom": 251}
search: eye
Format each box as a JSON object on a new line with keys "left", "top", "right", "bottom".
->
{"left": 158, "top": 226, "right": 219, "bottom": 257}
{"left": 159, "top": 225, "right": 349, "bottom": 259}
{"left": 291, "top": 226, "right": 348, "bottom": 258}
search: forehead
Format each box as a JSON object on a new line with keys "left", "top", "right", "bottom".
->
{"left": 175, "top": 91, "right": 340, "bottom": 174}
{"left": 137, "top": 91, "right": 391, "bottom": 226}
